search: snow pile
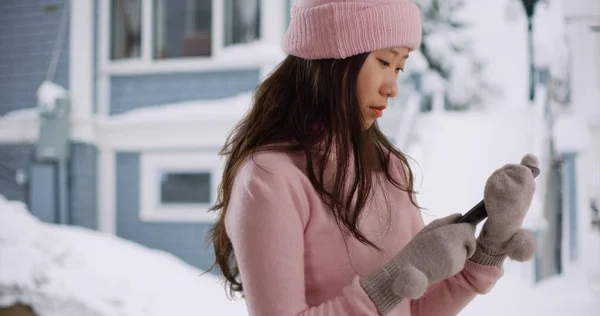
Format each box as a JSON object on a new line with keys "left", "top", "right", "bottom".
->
{"left": 0, "top": 195, "right": 248, "bottom": 316}
{"left": 36, "top": 81, "right": 68, "bottom": 115}
{"left": 461, "top": 269, "right": 600, "bottom": 316}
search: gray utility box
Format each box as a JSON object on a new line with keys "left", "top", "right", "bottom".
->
{"left": 36, "top": 87, "right": 71, "bottom": 162}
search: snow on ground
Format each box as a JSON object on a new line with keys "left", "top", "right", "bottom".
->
{"left": 460, "top": 268, "right": 600, "bottom": 316}
{"left": 0, "top": 195, "right": 248, "bottom": 316}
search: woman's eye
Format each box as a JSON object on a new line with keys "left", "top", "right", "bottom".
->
{"left": 380, "top": 58, "right": 404, "bottom": 74}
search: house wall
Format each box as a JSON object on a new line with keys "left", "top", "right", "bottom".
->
{"left": 115, "top": 152, "right": 217, "bottom": 273}
{"left": 0, "top": 0, "right": 72, "bottom": 222}
{"left": 0, "top": 144, "right": 34, "bottom": 204}
{"left": 69, "top": 143, "right": 98, "bottom": 229}
{"left": 92, "top": 0, "right": 276, "bottom": 272}
{"left": 0, "top": 1, "right": 100, "bottom": 230}
{"left": 0, "top": 0, "right": 70, "bottom": 116}
{"left": 0, "top": 143, "right": 97, "bottom": 230}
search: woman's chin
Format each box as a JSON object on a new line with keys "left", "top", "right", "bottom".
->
{"left": 362, "top": 118, "right": 376, "bottom": 131}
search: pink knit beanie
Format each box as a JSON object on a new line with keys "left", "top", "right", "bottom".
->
{"left": 282, "top": 0, "right": 422, "bottom": 60}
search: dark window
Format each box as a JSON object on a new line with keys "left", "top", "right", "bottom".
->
{"left": 224, "top": 0, "right": 260, "bottom": 46}
{"left": 154, "top": 0, "right": 212, "bottom": 58}
{"left": 160, "top": 171, "right": 211, "bottom": 204}
{"left": 111, "top": 0, "right": 143, "bottom": 60}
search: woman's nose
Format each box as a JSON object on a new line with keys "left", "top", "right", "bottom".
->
{"left": 381, "top": 80, "right": 398, "bottom": 99}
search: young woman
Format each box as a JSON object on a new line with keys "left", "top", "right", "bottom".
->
{"left": 207, "top": 0, "right": 537, "bottom": 315}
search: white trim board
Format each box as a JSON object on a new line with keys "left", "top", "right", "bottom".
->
{"left": 97, "top": 146, "right": 116, "bottom": 234}
{"left": 69, "top": 0, "right": 95, "bottom": 143}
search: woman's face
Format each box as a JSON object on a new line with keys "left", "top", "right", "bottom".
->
{"left": 357, "top": 46, "right": 409, "bottom": 129}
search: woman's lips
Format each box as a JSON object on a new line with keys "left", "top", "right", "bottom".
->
{"left": 369, "top": 106, "right": 387, "bottom": 117}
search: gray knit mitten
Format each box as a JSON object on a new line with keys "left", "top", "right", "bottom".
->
{"left": 360, "top": 214, "right": 476, "bottom": 315}
{"left": 470, "top": 154, "right": 538, "bottom": 268}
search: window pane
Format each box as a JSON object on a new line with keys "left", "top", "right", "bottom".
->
{"left": 111, "top": 0, "right": 142, "bottom": 60}
{"left": 224, "top": 0, "right": 260, "bottom": 46}
{"left": 286, "top": 0, "right": 297, "bottom": 31}
{"left": 154, "top": 0, "right": 212, "bottom": 58}
{"left": 160, "top": 171, "right": 211, "bottom": 204}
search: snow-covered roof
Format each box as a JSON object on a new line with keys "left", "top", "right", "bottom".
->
{"left": 0, "top": 195, "right": 248, "bottom": 316}
{"left": 0, "top": 108, "right": 39, "bottom": 143}
{"left": 102, "top": 92, "right": 254, "bottom": 127}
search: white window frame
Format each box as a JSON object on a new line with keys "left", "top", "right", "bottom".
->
{"left": 596, "top": 28, "right": 600, "bottom": 91}
{"left": 286, "top": 0, "right": 297, "bottom": 29}
{"left": 139, "top": 151, "right": 222, "bottom": 222}
{"left": 99, "top": 0, "right": 269, "bottom": 75}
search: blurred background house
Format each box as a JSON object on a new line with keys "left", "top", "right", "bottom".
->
{"left": 0, "top": 0, "right": 291, "bottom": 273}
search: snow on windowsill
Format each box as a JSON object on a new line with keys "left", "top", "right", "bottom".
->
{"left": 102, "top": 41, "right": 287, "bottom": 75}
{"left": 218, "top": 41, "right": 286, "bottom": 62}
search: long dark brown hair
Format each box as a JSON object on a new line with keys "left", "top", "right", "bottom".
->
{"left": 206, "top": 53, "right": 419, "bottom": 297}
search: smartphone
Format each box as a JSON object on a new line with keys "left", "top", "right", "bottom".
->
{"left": 457, "top": 165, "right": 540, "bottom": 225}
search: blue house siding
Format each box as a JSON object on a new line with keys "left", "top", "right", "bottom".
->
{"left": 69, "top": 143, "right": 98, "bottom": 230}
{"left": 0, "top": 0, "right": 70, "bottom": 116}
{"left": 0, "top": 144, "right": 34, "bottom": 203}
{"left": 561, "top": 153, "right": 578, "bottom": 263}
{"left": 29, "top": 162, "right": 57, "bottom": 223}
{"left": 109, "top": 70, "right": 260, "bottom": 115}
{"left": 0, "top": 143, "right": 97, "bottom": 230}
{"left": 115, "top": 152, "right": 217, "bottom": 273}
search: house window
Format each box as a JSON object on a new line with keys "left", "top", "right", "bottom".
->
{"left": 224, "top": 0, "right": 260, "bottom": 46}
{"left": 140, "top": 152, "right": 221, "bottom": 222}
{"left": 596, "top": 30, "right": 600, "bottom": 91}
{"left": 285, "top": 0, "right": 297, "bottom": 30}
{"left": 153, "top": 0, "right": 212, "bottom": 58}
{"left": 110, "top": 0, "right": 142, "bottom": 60}
{"left": 105, "top": 0, "right": 263, "bottom": 68}
{"left": 160, "top": 171, "right": 211, "bottom": 204}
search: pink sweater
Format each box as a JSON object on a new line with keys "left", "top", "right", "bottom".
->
{"left": 225, "top": 149, "right": 503, "bottom": 316}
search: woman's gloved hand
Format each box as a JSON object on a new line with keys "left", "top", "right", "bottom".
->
{"left": 360, "top": 214, "right": 477, "bottom": 315}
{"left": 470, "top": 154, "right": 539, "bottom": 267}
